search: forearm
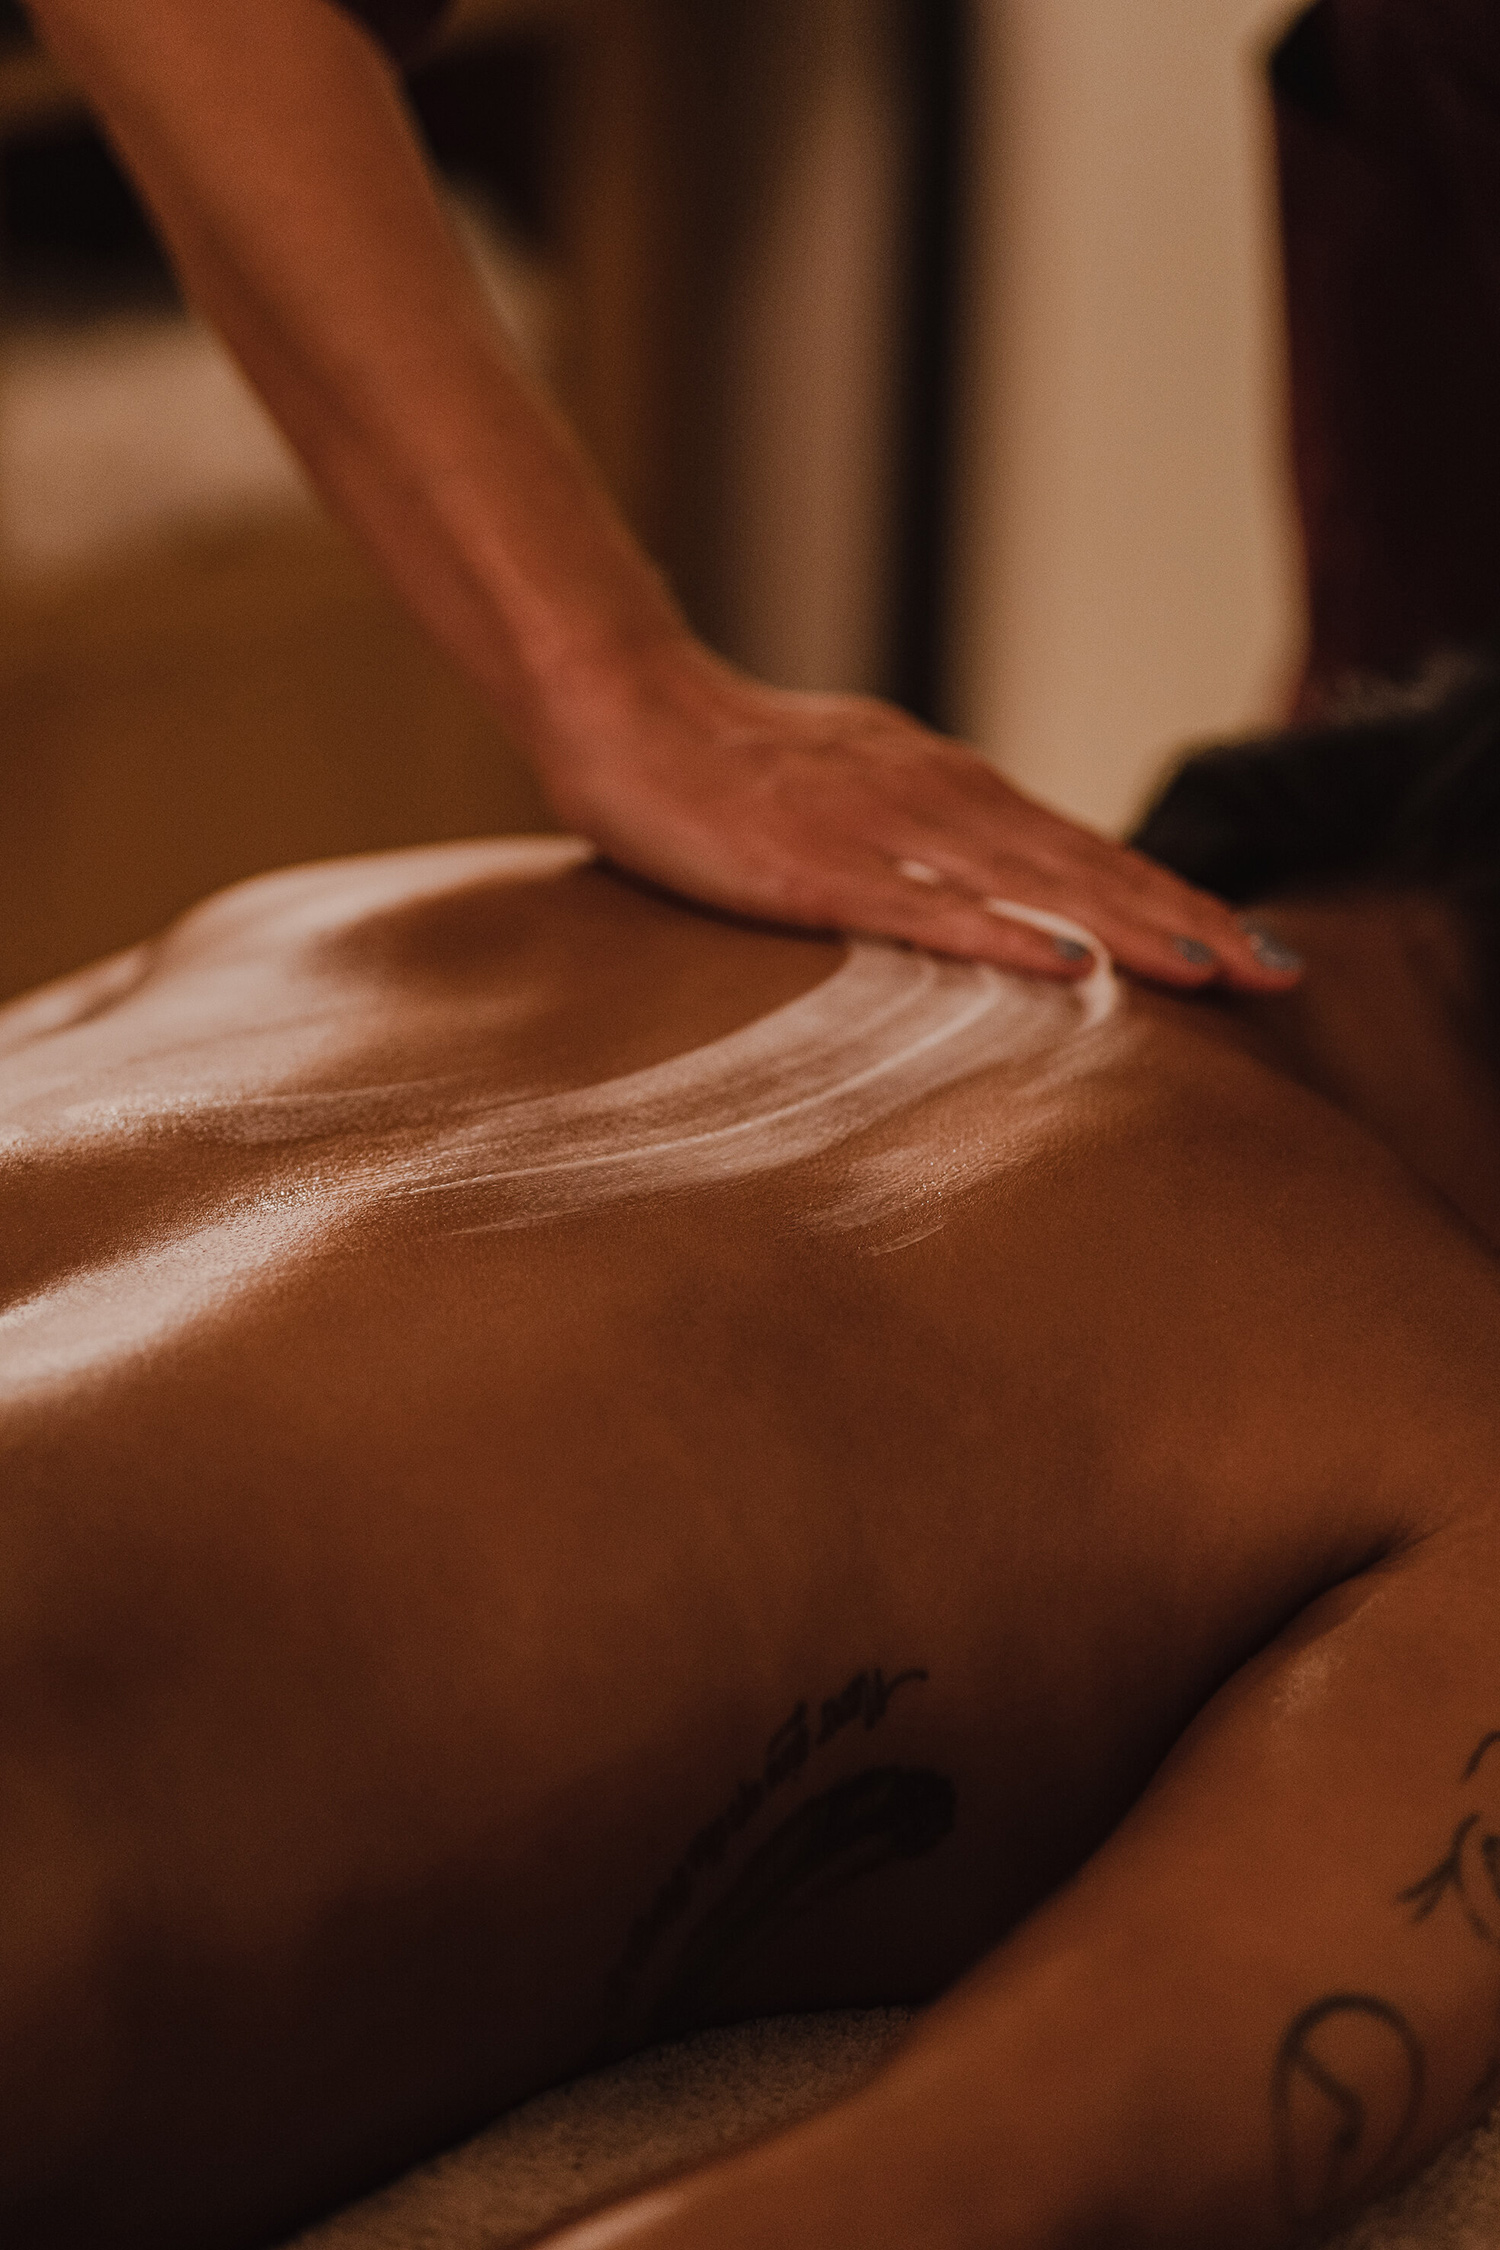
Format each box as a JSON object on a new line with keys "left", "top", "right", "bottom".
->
{"left": 23, "top": 0, "right": 1299, "bottom": 990}
{"left": 552, "top": 1534, "right": 1500, "bottom": 2250}
{"left": 24, "top": 0, "right": 688, "bottom": 766}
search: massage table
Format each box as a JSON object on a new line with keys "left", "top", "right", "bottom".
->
{"left": 286, "top": 2007, "right": 1500, "bottom": 2250}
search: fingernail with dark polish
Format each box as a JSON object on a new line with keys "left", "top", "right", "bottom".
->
{"left": 1242, "top": 925, "right": 1304, "bottom": 974}
{"left": 1052, "top": 936, "right": 1090, "bottom": 963}
{"left": 1171, "top": 936, "right": 1216, "bottom": 968}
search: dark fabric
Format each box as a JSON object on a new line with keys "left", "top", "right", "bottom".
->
{"left": 1273, "top": 1, "right": 1500, "bottom": 704}
{"left": 334, "top": 0, "right": 451, "bottom": 63}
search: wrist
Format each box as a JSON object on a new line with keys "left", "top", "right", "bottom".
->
{"left": 522, "top": 626, "right": 738, "bottom": 789}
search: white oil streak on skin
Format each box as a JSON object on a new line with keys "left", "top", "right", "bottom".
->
{"left": 5, "top": 879, "right": 1119, "bottom": 1376}
{"left": 20, "top": 905, "right": 1117, "bottom": 1231}
{"left": 0, "top": 865, "right": 1118, "bottom": 1384}
{"left": 385, "top": 907, "right": 1118, "bottom": 1232}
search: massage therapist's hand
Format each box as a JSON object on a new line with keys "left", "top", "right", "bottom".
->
{"left": 29, "top": 0, "right": 1298, "bottom": 997}
{"left": 537, "top": 637, "right": 1302, "bottom": 991}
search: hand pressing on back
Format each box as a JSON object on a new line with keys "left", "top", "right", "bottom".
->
{"left": 30, "top": 0, "right": 1299, "bottom": 998}
{"left": 540, "top": 639, "right": 1303, "bottom": 990}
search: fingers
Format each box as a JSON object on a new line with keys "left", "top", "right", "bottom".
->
{"left": 832, "top": 868, "right": 1102, "bottom": 982}
{"left": 876, "top": 824, "right": 1302, "bottom": 994}
{"left": 1090, "top": 903, "right": 1302, "bottom": 994}
{"left": 1030, "top": 872, "right": 1303, "bottom": 995}
{"left": 560, "top": 688, "right": 1305, "bottom": 994}
{"left": 697, "top": 825, "right": 1295, "bottom": 992}
{"left": 1053, "top": 841, "right": 1299, "bottom": 992}
{"left": 831, "top": 736, "right": 1293, "bottom": 991}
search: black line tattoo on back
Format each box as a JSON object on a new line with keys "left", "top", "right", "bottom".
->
{"left": 1273, "top": 1995, "right": 1424, "bottom": 2225}
{"left": 650, "top": 1765, "right": 956, "bottom": 2036}
{"left": 613, "top": 1663, "right": 929, "bottom": 1996}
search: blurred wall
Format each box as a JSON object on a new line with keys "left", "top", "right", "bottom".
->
{"left": 0, "top": 26, "right": 559, "bottom": 1004}
{"left": 715, "top": 0, "right": 911, "bottom": 700}
{"left": 948, "top": 0, "right": 1303, "bottom": 834}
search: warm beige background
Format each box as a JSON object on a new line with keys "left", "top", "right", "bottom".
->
{"left": 947, "top": 0, "right": 1303, "bottom": 834}
{"left": 2, "top": 0, "right": 1309, "bottom": 1000}
{"left": 714, "top": 0, "right": 911, "bottom": 700}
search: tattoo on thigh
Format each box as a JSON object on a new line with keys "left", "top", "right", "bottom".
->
{"left": 612, "top": 1662, "right": 931, "bottom": 2000}
{"left": 1272, "top": 1995, "right": 1425, "bottom": 2225}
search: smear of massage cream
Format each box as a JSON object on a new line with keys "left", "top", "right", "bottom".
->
{"left": 382, "top": 907, "right": 1119, "bottom": 1233}
{"left": 0, "top": 876, "right": 1118, "bottom": 1383}
{"left": 10, "top": 868, "right": 1119, "bottom": 1277}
